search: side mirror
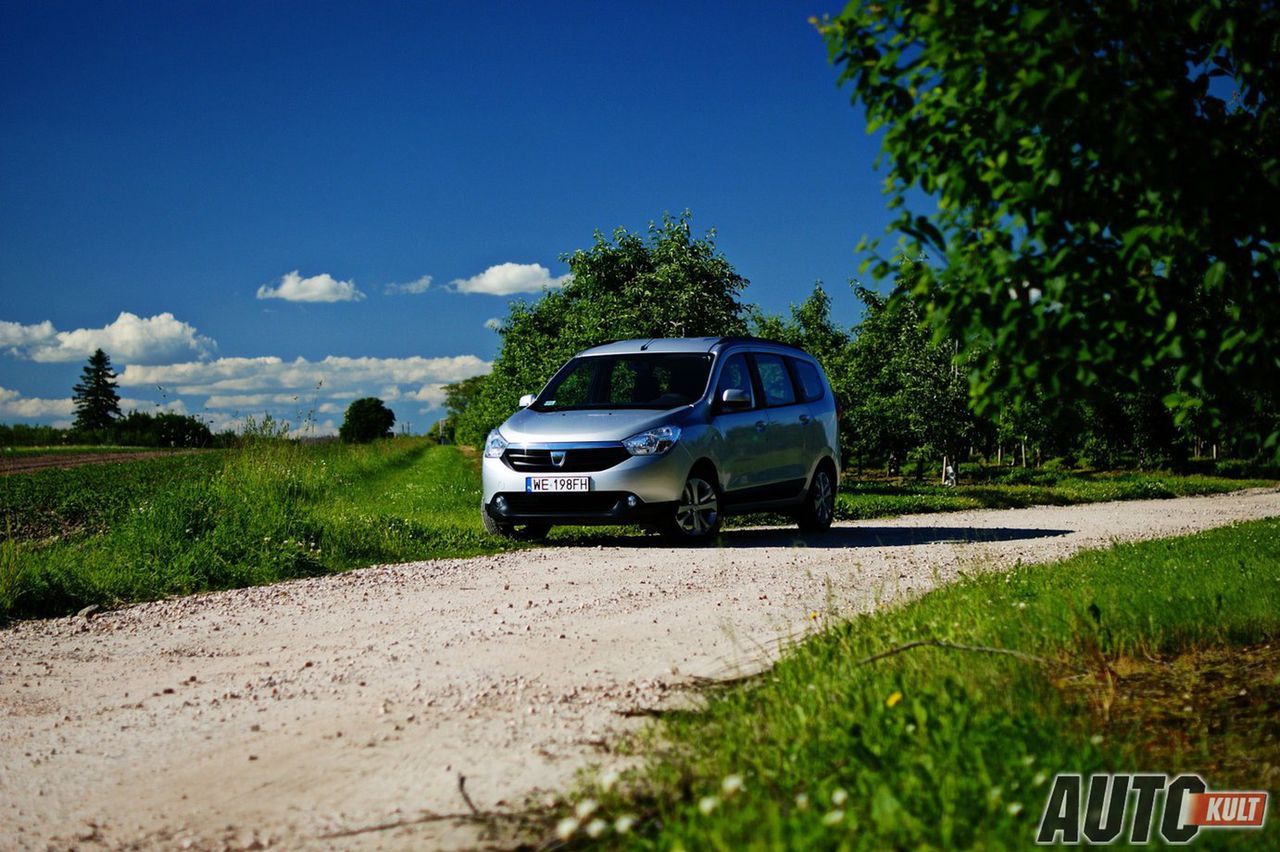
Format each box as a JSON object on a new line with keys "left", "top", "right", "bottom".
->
{"left": 518, "top": 393, "right": 535, "bottom": 408}
{"left": 719, "top": 388, "right": 751, "bottom": 410}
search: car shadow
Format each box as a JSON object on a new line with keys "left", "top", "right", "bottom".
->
{"left": 552, "top": 525, "right": 1074, "bottom": 549}
{"left": 714, "top": 525, "right": 1074, "bottom": 549}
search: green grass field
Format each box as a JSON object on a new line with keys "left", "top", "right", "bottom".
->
{"left": 549, "top": 518, "right": 1280, "bottom": 849}
{"left": 0, "top": 439, "right": 1271, "bottom": 619}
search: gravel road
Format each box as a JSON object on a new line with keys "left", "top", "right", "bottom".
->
{"left": 3, "top": 489, "right": 1278, "bottom": 850}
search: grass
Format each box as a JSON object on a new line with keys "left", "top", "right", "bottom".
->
{"left": 834, "top": 470, "right": 1274, "bottom": 521}
{"left": 1, "top": 438, "right": 504, "bottom": 618}
{"left": 1, "top": 441, "right": 1272, "bottom": 620}
{"left": 0, "top": 452, "right": 225, "bottom": 542}
{"left": 550, "top": 518, "right": 1280, "bottom": 849}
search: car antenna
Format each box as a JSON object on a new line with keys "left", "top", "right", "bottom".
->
{"left": 639, "top": 337, "right": 656, "bottom": 351}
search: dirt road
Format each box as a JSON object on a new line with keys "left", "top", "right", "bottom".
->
{"left": 3, "top": 489, "right": 1278, "bottom": 850}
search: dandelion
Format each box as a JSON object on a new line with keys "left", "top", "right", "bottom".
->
{"left": 1008, "top": 802, "right": 1024, "bottom": 816}
{"left": 599, "top": 767, "right": 621, "bottom": 792}
{"left": 698, "top": 796, "right": 719, "bottom": 815}
{"left": 794, "top": 793, "right": 810, "bottom": 811}
{"left": 823, "top": 809, "right": 845, "bottom": 826}
{"left": 1016, "top": 601, "right": 1028, "bottom": 610}
{"left": 886, "top": 691, "right": 903, "bottom": 708}
{"left": 831, "top": 788, "right": 848, "bottom": 807}
{"left": 809, "top": 611, "right": 819, "bottom": 621}
{"left": 721, "top": 774, "right": 744, "bottom": 797}
{"left": 615, "top": 814, "right": 636, "bottom": 834}
{"left": 575, "top": 798, "right": 598, "bottom": 819}
{"left": 586, "top": 818, "right": 607, "bottom": 838}
{"left": 555, "top": 817, "right": 579, "bottom": 840}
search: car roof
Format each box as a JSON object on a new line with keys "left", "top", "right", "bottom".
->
{"left": 579, "top": 336, "right": 812, "bottom": 358}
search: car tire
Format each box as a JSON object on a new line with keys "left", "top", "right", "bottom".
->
{"left": 481, "top": 507, "right": 550, "bottom": 541}
{"left": 796, "top": 463, "right": 836, "bottom": 532}
{"left": 661, "top": 471, "right": 722, "bottom": 544}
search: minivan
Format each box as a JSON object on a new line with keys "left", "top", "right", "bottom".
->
{"left": 481, "top": 337, "right": 840, "bottom": 543}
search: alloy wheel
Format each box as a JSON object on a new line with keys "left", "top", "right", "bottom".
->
{"left": 675, "top": 476, "right": 719, "bottom": 536}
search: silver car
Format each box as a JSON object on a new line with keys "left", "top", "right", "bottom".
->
{"left": 481, "top": 337, "right": 841, "bottom": 543}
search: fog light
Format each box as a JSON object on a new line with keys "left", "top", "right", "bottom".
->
{"left": 626, "top": 495, "right": 638, "bottom": 508}
{"left": 495, "top": 496, "right": 508, "bottom": 513}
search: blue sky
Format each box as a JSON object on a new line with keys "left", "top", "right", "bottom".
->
{"left": 0, "top": 1, "right": 894, "bottom": 434}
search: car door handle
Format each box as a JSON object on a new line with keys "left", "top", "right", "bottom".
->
{"left": 755, "top": 420, "right": 767, "bottom": 432}
{"left": 799, "top": 414, "right": 810, "bottom": 424}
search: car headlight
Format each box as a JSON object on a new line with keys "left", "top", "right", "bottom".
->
{"left": 622, "top": 425, "right": 682, "bottom": 456}
{"left": 484, "top": 429, "right": 509, "bottom": 458}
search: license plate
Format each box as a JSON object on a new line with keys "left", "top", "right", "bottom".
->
{"left": 526, "top": 476, "right": 591, "bottom": 493}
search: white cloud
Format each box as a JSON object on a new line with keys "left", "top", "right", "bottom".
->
{"left": 120, "top": 355, "right": 490, "bottom": 410}
{"left": 0, "top": 312, "right": 214, "bottom": 364}
{"left": 384, "top": 275, "right": 432, "bottom": 296}
{"left": 0, "top": 386, "right": 76, "bottom": 419}
{"left": 256, "top": 270, "right": 366, "bottom": 303}
{"left": 450, "top": 262, "right": 569, "bottom": 296}
{"left": 484, "top": 317, "right": 502, "bottom": 331}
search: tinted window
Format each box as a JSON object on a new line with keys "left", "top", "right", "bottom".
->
{"left": 715, "top": 354, "right": 755, "bottom": 408}
{"left": 535, "top": 353, "right": 712, "bottom": 411}
{"left": 754, "top": 354, "right": 797, "bottom": 407}
{"left": 790, "top": 358, "right": 825, "bottom": 402}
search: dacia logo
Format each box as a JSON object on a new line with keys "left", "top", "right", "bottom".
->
{"left": 550, "top": 450, "right": 567, "bottom": 468}
{"left": 1036, "top": 773, "right": 1268, "bottom": 845}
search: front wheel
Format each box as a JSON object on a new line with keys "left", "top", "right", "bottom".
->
{"left": 795, "top": 464, "right": 836, "bottom": 532}
{"left": 660, "top": 473, "right": 722, "bottom": 544}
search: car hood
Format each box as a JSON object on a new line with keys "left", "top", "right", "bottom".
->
{"left": 500, "top": 407, "right": 686, "bottom": 443}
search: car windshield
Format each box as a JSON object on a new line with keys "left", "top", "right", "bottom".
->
{"left": 534, "top": 353, "right": 713, "bottom": 411}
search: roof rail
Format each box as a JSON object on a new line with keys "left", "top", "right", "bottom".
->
{"left": 713, "top": 335, "right": 806, "bottom": 352}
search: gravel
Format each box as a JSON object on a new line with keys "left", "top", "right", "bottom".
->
{"left": 2, "top": 488, "right": 1277, "bottom": 850}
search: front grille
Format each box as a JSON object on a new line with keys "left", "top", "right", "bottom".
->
{"left": 501, "top": 491, "right": 629, "bottom": 515}
{"left": 503, "top": 446, "right": 630, "bottom": 473}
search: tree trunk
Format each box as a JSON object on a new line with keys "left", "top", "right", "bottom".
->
{"left": 1020, "top": 439, "right": 1027, "bottom": 468}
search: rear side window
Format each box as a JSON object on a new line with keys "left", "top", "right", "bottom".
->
{"left": 789, "top": 358, "right": 825, "bottom": 402}
{"left": 753, "top": 353, "right": 797, "bottom": 407}
{"left": 716, "top": 353, "right": 756, "bottom": 408}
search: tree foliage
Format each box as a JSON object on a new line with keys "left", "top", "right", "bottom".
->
{"left": 72, "top": 348, "right": 122, "bottom": 431}
{"left": 822, "top": 0, "right": 1280, "bottom": 451}
{"left": 455, "top": 213, "right": 749, "bottom": 446}
{"left": 338, "top": 397, "right": 395, "bottom": 443}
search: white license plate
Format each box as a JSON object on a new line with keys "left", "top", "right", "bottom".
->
{"left": 526, "top": 476, "right": 591, "bottom": 493}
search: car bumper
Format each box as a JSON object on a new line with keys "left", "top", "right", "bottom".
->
{"left": 481, "top": 443, "right": 691, "bottom": 524}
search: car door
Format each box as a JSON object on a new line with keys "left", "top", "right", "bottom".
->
{"left": 750, "top": 352, "right": 808, "bottom": 493}
{"left": 787, "top": 356, "right": 830, "bottom": 465}
{"left": 708, "top": 353, "right": 770, "bottom": 496}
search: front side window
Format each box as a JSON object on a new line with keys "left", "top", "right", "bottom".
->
{"left": 535, "top": 353, "right": 713, "bottom": 411}
{"left": 715, "top": 353, "right": 755, "bottom": 408}
{"left": 754, "top": 353, "right": 797, "bottom": 407}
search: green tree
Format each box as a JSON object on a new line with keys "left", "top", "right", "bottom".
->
{"left": 338, "top": 397, "right": 395, "bottom": 443}
{"left": 844, "top": 262, "right": 976, "bottom": 477}
{"left": 72, "top": 348, "right": 122, "bottom": 432}
{"left": 456, "top": 213, "right": 749, "bottom": 446}
{"left": 822, "top": 1, "right": 1280, "bottom": 452}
